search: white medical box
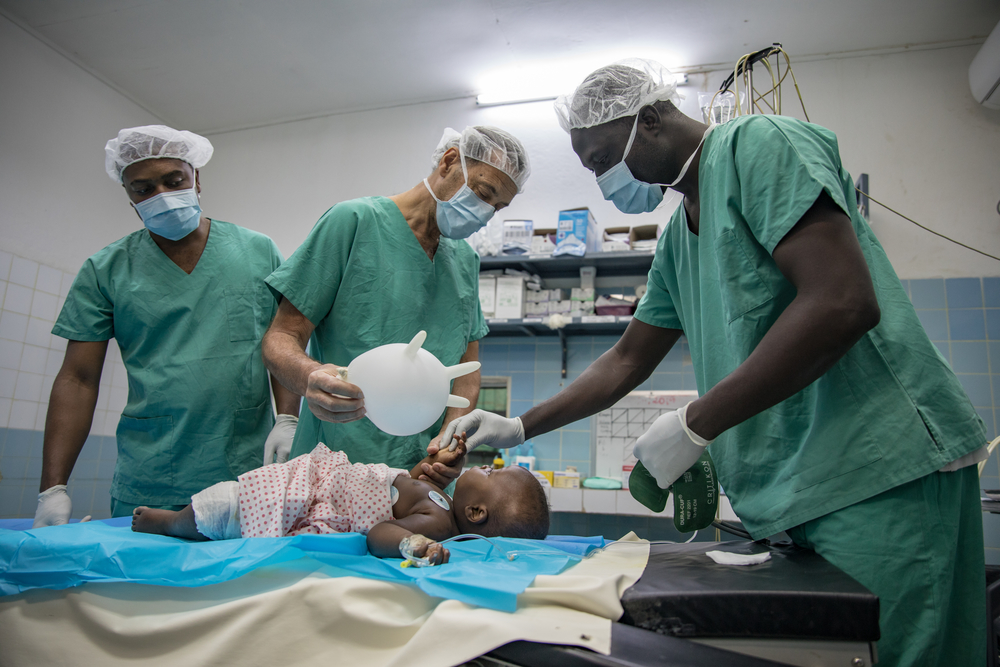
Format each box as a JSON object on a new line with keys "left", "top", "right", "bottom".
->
{"left": 494, "top": 276, "right": 525, "bottom": 319}
{"left": 478, "top": 275, "right": 496, "bottom": 318}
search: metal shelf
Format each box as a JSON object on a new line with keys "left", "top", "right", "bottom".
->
{"left": 479, "top": 250, "right": 655, "bottom": 279}
{"left": 486, "top": 315, "right": 633, "bottom": 337}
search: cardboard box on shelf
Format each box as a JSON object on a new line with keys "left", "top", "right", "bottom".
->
{"left": 555, "top": 208, "right": 599, "bottom": 257}
{"left": 629, "top": 224, "right": 659, "bottom": 252}
{"left": 602, "top": 226, "right": 631, "bottom": 252}
{"left": 525, "top": 301, "right": 549, "bottom": 316}
{"left": 478, "top": 275, "right": 496, "bottom": 318}
{"left": 549, "top": 300, "right": 572, "bottom": 314}
{"left": 525, "top": 289, "right": 549, "bottom": 303}
{"left": 494, "top": 276, "right": 525, "bottom": 319}
{"left": 579, "top": 266, "right": 596, "bottom": 290}
{"left": 530, "top": 229, "right": 556, "bottom": 255}
{"left": 502, "top": 220, "right": 534, "bottom": 255}
{"left": 570, "top": 287, "right": 595, "bottom": 302}
{"left": 553, "top": 471, "right": 581, "bottom": 488}
{"left": 549, "top": 288, "right": 568, "bottom": 301}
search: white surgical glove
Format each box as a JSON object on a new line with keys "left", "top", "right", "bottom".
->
{"left": 632, "top": 403, "right": 714, "bottom": 490}
{"left": 264, "top": 414, "right": 299, "bottom": 465}
{"left": 443, "top": 409, "right": 525, "bottom": 452}
{"left": 32, "top": 485, "right": 72, "bottom": 528}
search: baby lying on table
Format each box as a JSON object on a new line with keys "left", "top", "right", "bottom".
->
{"left": 132, "top": 434, "right": 549, "bottom": 565}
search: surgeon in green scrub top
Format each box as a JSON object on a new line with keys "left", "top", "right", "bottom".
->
{"left": 442, "top": 61, "right": 987, "bottom": 667}
{"left": 33, "top": 125, "right": 301, "bottom": 525}
{"left": 262, "top": 126, "right": 529, "bottom": 486}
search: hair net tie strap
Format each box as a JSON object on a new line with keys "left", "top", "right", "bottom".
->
{"left": 105, "top": 125, "right": 214, "bottom": 183}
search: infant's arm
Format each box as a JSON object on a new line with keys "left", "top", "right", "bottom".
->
{"left": 367, "top": 510, "right": 455, "bottom": 564}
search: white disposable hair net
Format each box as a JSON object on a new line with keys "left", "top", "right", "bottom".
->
{"left": 553, "top": 58, "right": 683, "bottom": 133}
{"left": 429, "top": 125, "right": 531, "bottom": 193}
{"left": 105, "top": 125, "right": 214, "bottom": 183}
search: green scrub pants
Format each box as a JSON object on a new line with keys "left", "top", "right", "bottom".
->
{"left": 786, "top": 466, "right": 985, "bottom": 667}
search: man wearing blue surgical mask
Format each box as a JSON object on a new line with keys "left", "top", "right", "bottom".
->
{"left": 262, "top": 126, "right": 529, "bottom": 486}
{"left": 33, "top": 125, "right": 301, "bottom": 526}
{"left": 443, "top": 61, "right": 986, "bottom": 666}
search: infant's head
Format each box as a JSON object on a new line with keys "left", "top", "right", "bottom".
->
{"left": 452, "top": 464, "right": 549, "bottom": 539}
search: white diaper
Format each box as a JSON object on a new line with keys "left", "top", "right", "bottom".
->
{"left": 191, "top": 481, "right": 242, "bottom": 540}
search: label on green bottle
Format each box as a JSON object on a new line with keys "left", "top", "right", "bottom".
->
{"left": 628, "top": 450, "right": 718, "bottom": 533}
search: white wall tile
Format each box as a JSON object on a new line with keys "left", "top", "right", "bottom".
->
{"left": 0, "top": 251, "right": 12, "bottom": 282}
{"left": 0, "top": 280, "right": 7, "bottom": 306}
{"left": 30, "top": 291, "right": 58, "bottom": 321}
{"left": 112, "top": 363, "right": 128, "bottom": 389}
{"left": 49, "top": 335, "right": 66, "bottom": 352}
{"left": 103, "top": 410, "right": 120, "bottom": 437}
{"left": 94, "top": 385, "right": 109, "bottom": 411}
{"left": 550, "top": 488, "right": 583, "bottom": 512}
{"left": 18, "top": 345, "right": 47, "bottom": 374}
{"left": 34, "top": 404, "right": 48, "bottom": 431}
{"left": 583, "top": 488, "right": 617, "bottom": 514}
{"left": 3, "top": 283, "right": 33, "bottom": 315}
{"left": 0, "top": 397, "right": 11, "bottom": 428}
{"left": 9, "top": 257, "right": 38, "bottom": 288}
{"left": 26, "top": 317, "right": 53, "bottom": 346}
{"left": 0, "top": 340, "right": 24, "bottom": 370}
{"left": 41, "top": 376, "right": 55, "bottom": 402}
{"left": 90, "top": 409, "right": 106, "bottom": 436}
{"left": 615, "top": 489, "right": 653, "bottom": 516}
{"left": 9, "top": 400, "right": 38, "bottom": 430}
{"left": 108, "top": 385, "right": 128, "bottom": 413}
{"left": 45, "top": 349, "right": 63, "bottom": 376}
{"left": 0, "top": 312, "right": 29, "bottom": 343}
{"left": 60, "top": 271, "right": 75, "bottom": 298}
{"left": 35, "top": 265, "right": 62, "bottom": 295}
{"left": 0, "top": 368, "right": 16, "bottom": 399}
{"left": 13, "top": 373, "right": 43, "bottom": 402}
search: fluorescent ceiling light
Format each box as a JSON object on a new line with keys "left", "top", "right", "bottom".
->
{"left": 475, "top": 50, "right": 689, "bottom": 107}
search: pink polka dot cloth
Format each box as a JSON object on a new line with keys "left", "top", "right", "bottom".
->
{"left": 237, "top": 443, "right": 408, "bottom": 538}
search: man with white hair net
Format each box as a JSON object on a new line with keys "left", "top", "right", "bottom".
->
{"left": 34, "top": 125, "right": 300, "bottom": 525}
{"left": 442, "top": 61, "right": 986, "bottom": 666}
{"left": 263, "top": 126, "right": 528, "bottom": 484}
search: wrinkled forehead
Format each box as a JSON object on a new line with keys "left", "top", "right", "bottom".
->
{"left": 467, "top": 160, "right": 518, "bottom": 198}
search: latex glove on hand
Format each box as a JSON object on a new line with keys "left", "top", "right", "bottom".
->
{"left": 263, "top": 414, "right": 299, "bottom": 465}
{"left": 442, "top": 409, "right": 525, "bottom": 452}
{"left": 32, "top": 485, "right": 91, "bottom": 527}
{"left": 632, "top": 403, "right": 714, "bottom": 490}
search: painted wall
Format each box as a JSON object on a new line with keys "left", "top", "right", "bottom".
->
{"left": 0, "top": 14, "right": 161, "bottom": 275}
{"left": 199, "top": 44, "right": 1000, "bottom": 279}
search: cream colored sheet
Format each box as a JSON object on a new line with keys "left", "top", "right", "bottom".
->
{"left": 0, "top": 534, "right": 649, "bottom": 667}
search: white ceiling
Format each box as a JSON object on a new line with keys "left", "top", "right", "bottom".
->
{"left": 2, "top": 0, "right": 998, "bottom": 135}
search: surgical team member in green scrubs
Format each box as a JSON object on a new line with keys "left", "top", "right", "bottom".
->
{"left": 262, "top": 126, "right": 529, "bottom": 485}
{"left": 442, "top": 61, "right": 987, "bottom": 666}
{"left": 33, "top": 125, "right": 301, "bottom": 524}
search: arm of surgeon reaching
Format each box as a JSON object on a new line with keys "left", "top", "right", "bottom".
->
{"left": 262, "top": 297, "right": 366, "bottom": 425}
{"left": 34, "top": 340, "right": 107, "bottom": 526}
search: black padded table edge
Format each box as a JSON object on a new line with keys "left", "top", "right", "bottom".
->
{"left": 486, "top": 622, "right": 788, "bottom": 666}
{"left": 619, "top": 541, "right": 879, "bottom": 642}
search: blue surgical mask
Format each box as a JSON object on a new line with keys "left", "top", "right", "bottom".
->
{"left": 424, "top": 151, "right": 496, "bottom": 239}
{"left": 134, "top": 188, "right": 202, "bottom": 241}
{"left": 597, "top": 116, "right": 713, "bottom": 215}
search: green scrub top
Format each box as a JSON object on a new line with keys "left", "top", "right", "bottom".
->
{"left": 53, "top": 220, "right": 283, "bottom": 506}
{"left": 267, "top": 197, "right": 489, "bottom": 470}
{"left": 633, "top": 115, "right": 985, "bottom": 537}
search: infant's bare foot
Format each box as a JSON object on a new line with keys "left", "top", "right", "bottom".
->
{"left": 132, "top": 506, "right": 177, "bottom": 536}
